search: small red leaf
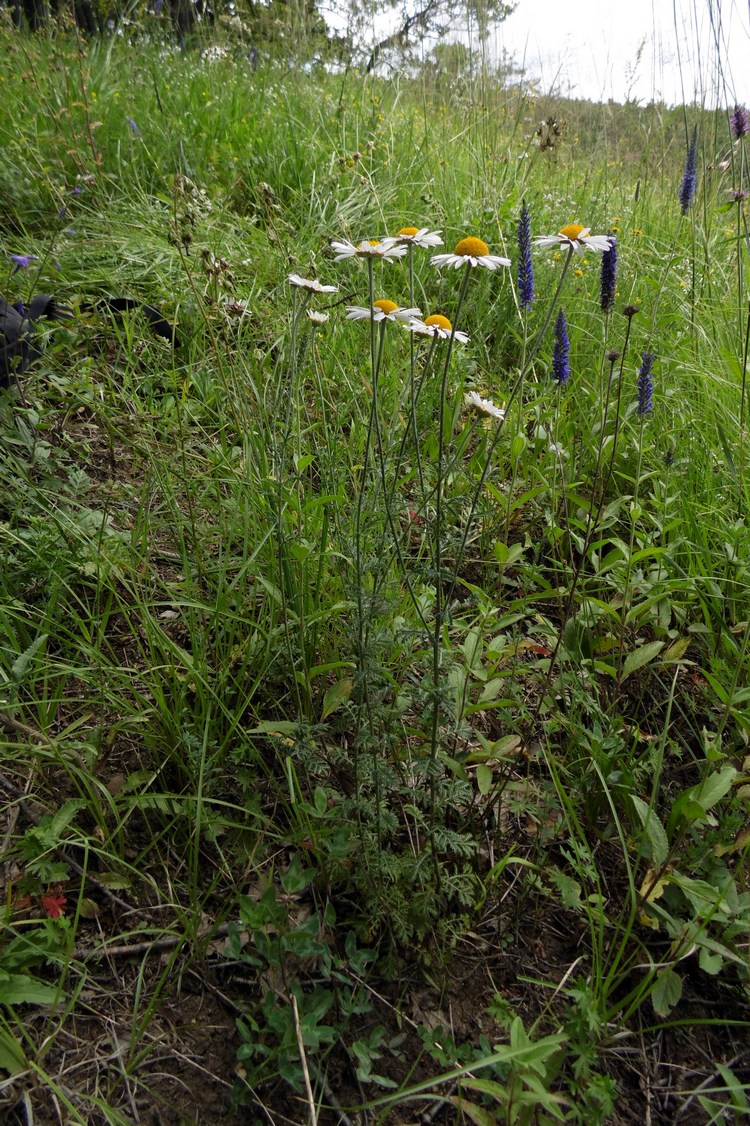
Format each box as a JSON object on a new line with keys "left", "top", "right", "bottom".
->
{"left": 42, "top": 891, "right": 67, "bottom": 919}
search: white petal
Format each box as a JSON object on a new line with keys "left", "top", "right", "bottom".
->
{"left": 430, "top": 253, "right": 457, "bottom": 268}
{"left": 532, "top": 235, "right": 560, "bottom": 250}
{"left": 582, "top": 235, "right": 613, "bottom": 252}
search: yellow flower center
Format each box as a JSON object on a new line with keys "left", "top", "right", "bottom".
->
{"left": 559, "top": 223, "right": 586, "bottom": 240}
{"left": 373, "top": 299, "right": 399, "bottom": 315}
{"left": 397, "top": 226, "right": 419, "bottom": 236}
{"left": 454, "top": 236, "right": 489, "bottom": 257}
{"left": 424, "top": 314, "right": 452, "bottom": 330}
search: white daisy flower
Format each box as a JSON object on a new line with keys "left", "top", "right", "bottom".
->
{"left": 407, "top": 314, "right": 469, "bottom": 343}
{"left": 465, "top": 390, "right": 506, "bottom": 422}
{"left": 392, "top": 226, "right": 444, "bottom": 249}
{"left": 346, "top": 299, "right": 422, "bottom": 323}
{"left": 288, "top": 273, "right": 338, "bottom": 293}
{"left": 533, "top": 223, "right": 612, "bottom": 256}
{"left": 431, "top": 236, "right": 511, "bottom": 271}
{"left": 331, "top": 238, "right": 407, "bottom": 263}
{"left": 307, "top": 310, "right": 330, "bottom": 324}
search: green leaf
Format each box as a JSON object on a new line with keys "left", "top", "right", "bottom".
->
{"left": 313, "top": 786, "right": 328, "bottom": 814}
{"left": 0, "top": 972, "right": 59, "bottom": 1006}
{"left": 462, "top": 627, "right": 483, "bottom": 669}
{"left": 320, "top": 677, "right": 352, "bottom": 721}
{"left": 692, "top": 765, "right": 736, "bottom": 813}
{"left": 476, "top": 764, "right": 493, "bottom": 795}
{"left": 445, "top": 1096, "right": 498, "bottom": 1126}
{"left": 652, "top": 968, "right": 682, "bottom": 1017}
{"left": 493, "top": 541, "right": 524, "bottom": 567}
{"left": 248, "top": 720, "right": 298, "bottom": 736}
{"left": 0, "top": 1028, "right": 26, "bottom": 1074}
{"left": 621, "top": 640, "right": 664, "bottom": 681}
{"left": 548, "top": 867, "right": 583, "bottom": 910}
{"left": 11, "top": 633, "right": 48, "bottom": 685}
{"left": 698, "top": 946, "right": 724, "bottom": 975}
{"left": 661, "top": 637, "right": 691, "bottom": 662}
{"left": 631, "top": 795, "right": 669, "bottom": 867}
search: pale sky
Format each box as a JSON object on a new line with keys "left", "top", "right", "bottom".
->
{"left": 486, "top": 0, "right": 750, "bottom": 107}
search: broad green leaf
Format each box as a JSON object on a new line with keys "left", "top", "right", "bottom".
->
{"left": 478, "top": 678, "right": 506, "bottom": 705}
{"left": 321, "top": 677, "right": 352, "bottom": 720}
{"left": 692, "top": 765, "right": 736, "bottom": 813}
{"left": 1, "top": 973, "right": 59, "bottom": 1006}
{"left": 462, "top": 627, "right": 483, "bottom": 668}
{"left": 248, "top": 720, "right": 297, "bottom": 736}
{"left": 621, "top": 640, "right": 664, "bottom": 681}
{"left": 661, "top": 637, "right": 691, "bottom": 661}
{"left": 493, "top": 541, "right": 525, "bottom": 568}
{"left": 476, "top": 764, "right": 493, "bottom": 795}
{"left": 631, "top": 796, "right": 669, "bottom": 867}
{"left": 698, "top": 946, "right": 724, "bottom": 975}
{"left": 652, "top": 968, "right": 682, "bottom": 1017}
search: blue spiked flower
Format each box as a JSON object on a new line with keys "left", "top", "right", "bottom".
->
{"left": 599, "top": 236, "right": 617, "bottom": 312}
{"left": 517, "top": 201, "right": 534, "bottom": 309}
{"left": 637, "top": 352, "right": 655, "bottom": 415}
{"left": 552, "top": 308, "right": 570, "bottom": 386}
{"left": 731, "top": 105, "right": 749, "bottom": 139}
{"left": 679, "top": 127, "right": 698, "bottom": 214}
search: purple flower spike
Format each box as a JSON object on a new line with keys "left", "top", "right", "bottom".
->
{"left": 600, "top": 235, "right": 617, "bottom": 312}
{"left": 9, "top": 254, "right": 40, "bottom": 274}
{"left": 552, "top": 308, "right": 570, "bottom": 386}
{"left": 731, "top": 105, "right": 749, "bottom": 139}
{"left": 637, "top": 352, "right": 655, "bottom": 415}
{"left": 127, "top": 117, "right": 142, "bottom": 137}
{"left": 517, "top": 201, "right": 535, "bottom": 309}
{"left": 679, "top": 127, "right": 698, "bottom": 214}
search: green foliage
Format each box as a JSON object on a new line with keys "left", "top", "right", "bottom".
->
{"left": 1, "top": 25, "right": 749, "bottom": 1122}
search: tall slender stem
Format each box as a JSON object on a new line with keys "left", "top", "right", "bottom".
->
{"left": 429, "top": 263, "right": 473, "bottom": 799}
{"left": 445, "top": 247, "right": 577, "bottom": 612}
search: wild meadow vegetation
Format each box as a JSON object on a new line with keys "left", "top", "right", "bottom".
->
{"left": 2, "top": 17, "right": 750, "bottom": 1124}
